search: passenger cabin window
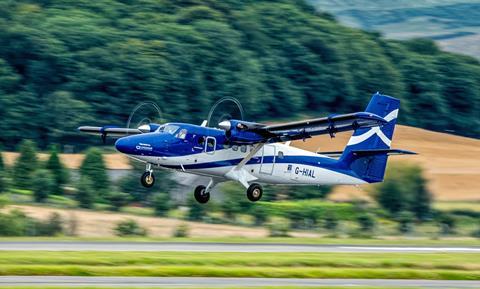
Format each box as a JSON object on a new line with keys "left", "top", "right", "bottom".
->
{"left": 176, "top": 129, "right": 187, "bottom": 139}
{"left": 232, "top": 145, "right": 238, "bottom": 151}
{"left": 278, "top": 151, "right": 284, "bottom": 159}
{"left": 197, "top": 136, "right": 205, "bottom": 146}
{"left": 240, "top": 145, "right": 247, "bottom": 153}
{"left": 207, "top": 138, "right": 215, "bottom": 148}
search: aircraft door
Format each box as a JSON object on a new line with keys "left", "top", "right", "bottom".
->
{"left": 205, "top": 136, "right": 216, "bottom": 154}
{"left": 260, "top": 145, "right": 276, "bottom": 175}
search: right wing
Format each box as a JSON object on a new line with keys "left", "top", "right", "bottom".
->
{"left": 78, "top": 126, "right": 142, "bottom": 137}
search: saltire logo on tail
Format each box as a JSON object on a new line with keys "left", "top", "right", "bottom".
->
{"left": 347, "top": 109, "right": 398, "bottom": 147}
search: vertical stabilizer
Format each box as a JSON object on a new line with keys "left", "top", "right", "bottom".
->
{"left": 340, "top": 93, "right": 400, "bottom": 182}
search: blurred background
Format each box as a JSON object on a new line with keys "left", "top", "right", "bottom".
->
{"left": 0, "top": 0, "right": 479, "bottom": 245}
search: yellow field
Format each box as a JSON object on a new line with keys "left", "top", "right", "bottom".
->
{"left": 2, "top": 125, "right": 479, "bottom": 201}
{"left": 292, "top": 125, "right": 480, "bottom": 201}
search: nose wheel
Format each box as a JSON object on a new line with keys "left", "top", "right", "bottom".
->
{"left": 141, "top": 171, "right": 155, "bottom": 188}
{"left": 140, "top": 163, "right": 155, "bottom": 188}
{"left": 247, "top": 183, "right": 263, "bottom": 202}
{"left": 194, "top": 185, "right": 210, "bottom": 204}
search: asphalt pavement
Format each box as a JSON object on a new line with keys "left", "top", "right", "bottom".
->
{"left": 0, "top": 276, "right": 479, "bottom": 288}
{"left": 0, "top": 241, "right": 479, "bottom": 252}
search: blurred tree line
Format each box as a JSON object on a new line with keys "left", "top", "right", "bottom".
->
{"left": 0, "top": 0, "right": 478, "bottom": 150}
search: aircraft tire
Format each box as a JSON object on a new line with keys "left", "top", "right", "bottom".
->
{"left": 194, "top": 185, "right": 210, "bottom": 204}
{"left": 140, "top": 171, "right": 155, "bottom": 188}
{"left": 247, "top": 183, "right": 263, "bottom": 202}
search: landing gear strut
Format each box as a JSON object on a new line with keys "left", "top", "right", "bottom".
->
{"left": 247, "top": 183, "right": 263, "bottom": 202}
{"left": 140, "top": 163, "right": 155, "bottom": 188}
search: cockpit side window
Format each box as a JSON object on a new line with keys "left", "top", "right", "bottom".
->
{"left": 162, "top": 125, "right": 180, "bottom": 135}
{"left": 176, "top": 129, "right": 187, "bottom": 139}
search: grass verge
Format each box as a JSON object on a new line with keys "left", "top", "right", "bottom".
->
{"left": 1, "top": 237, "right": 480, "bottom": 246}
{"left": 0, "top": 251, "right": 478, "bottom": 280}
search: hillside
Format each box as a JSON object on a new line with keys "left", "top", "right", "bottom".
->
{"left": 0, "top": 0, "right": 479, "bottom": 151}
{"left": 310, "top": 0, "right": 480, "bottom": 59}
{"left": 3, "top": 126, "right": 478, "bottom": 201}
{"left": 293, "top": 125, "right": 480, "bottom": 201}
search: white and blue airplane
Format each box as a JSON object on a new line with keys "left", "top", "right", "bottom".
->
{"left": 79, "top": 93, "right": 415, "bottom": 203}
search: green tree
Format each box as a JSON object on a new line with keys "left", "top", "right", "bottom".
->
{"left": 152, "top": 193, "right": 171, "bottom": 217}
{"left": 114, "top": 219, "right": 147, "bottom": 236}
{"left": 357, "top": 213, "right": 375, "bottom": 233}
{"left": 32, "top": 169, "right": 54, "bottom": 203}
{"left": 80, "top": 148, "right": 109, "bottom": 196}
{"left": 12, "top": 140, "right": 38, "bottom": 189}
{"left": 396, "top": 211, "right": 415, "bottom": 234}
{"left": 75, "top": 176, "right": 95, "bottom": 209}
{"left": 45, "top": 145, "right": 69, "bottom": 195}
{"left": 106, "top": 192, "right": 131, "bottom": 211}
{"left": 0, "top": 148, "right": 5, "bottom": 193}
{"left": 372, "top": 163, "right": 432, "bottom": 221}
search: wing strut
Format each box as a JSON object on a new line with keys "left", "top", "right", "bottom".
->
{"left": 225, "top": 142, "right": 265, "bottom": 188}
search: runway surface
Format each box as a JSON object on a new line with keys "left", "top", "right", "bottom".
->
{"left": 0, "top": 241, "right": 479, "bottom": 252}
{"left": 1, "top": 276, "right": 479, "bottom": 288}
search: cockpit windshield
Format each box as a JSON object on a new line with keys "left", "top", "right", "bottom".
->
{"left": 157, "top": 124, "right": 180, "bottom": 135}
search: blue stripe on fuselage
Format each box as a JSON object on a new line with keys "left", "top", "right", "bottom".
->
{"left": 159, "top": 154, "right": 358, "bottom": 179}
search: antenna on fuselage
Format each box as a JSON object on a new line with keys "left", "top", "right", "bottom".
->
{"left": 200, "top": 120, "right": 208, "bottom": 127}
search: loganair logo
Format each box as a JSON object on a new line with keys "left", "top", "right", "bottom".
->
{"left": 347, "top": 109, "right": 398, "bottom": 147}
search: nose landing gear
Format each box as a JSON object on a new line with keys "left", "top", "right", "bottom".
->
{"left": 140, "top": 163, "right": 155, "bottom": 188}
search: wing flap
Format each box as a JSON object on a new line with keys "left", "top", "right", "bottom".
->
{"left": 262, "top": 112, "right": 387, "bottom": 142}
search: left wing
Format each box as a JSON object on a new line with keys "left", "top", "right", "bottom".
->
{"left": 260, "top": 112, "right": 387, "bottom": 142}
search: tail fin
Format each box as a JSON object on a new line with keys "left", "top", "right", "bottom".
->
{"left": 340, "top": 92, "right": 400, "bottom": 183}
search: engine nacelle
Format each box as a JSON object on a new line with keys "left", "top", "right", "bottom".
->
{"left": 138, "top": 123, "right": 161, "bottom": 133}
{"left": 219, "top": 120, "right": 265, "bottom": 144}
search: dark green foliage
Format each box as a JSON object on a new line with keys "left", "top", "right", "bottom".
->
{"left": 114, "top": 219, "right": 147, "bottom": 236}
{"left": 80, "top": 148, "right": 109, "bottom": 196}
{"left": 152, "top": 193, "right": 171, "bottom": 217}
{"left": 37, "top": 212, "right": 64, "bottom": 236}
{"left": 0, "top": 149, "right": 4, "bottom": 172}
{"left": 396, "top": 211, "right": 415, "bottom": 234}
{"left": 32, "top": 169, "right": 54, "bottom": 203}
{"left": 323, "top": 212, "right": 339, "bottom": 231}
{"left": 0, "top": 171, "right": 6, "bottom": 194}
{"left": 0, "top": 210, "right": 63, "bottom": 236}
{"left": 0, "top": 149, "right": 5, "bottom": 193}
{"left": 274, "top": 185, "right": 332, "bottom": 200}
{"left": 372, "top": 163, "right": 432, "bottom": 221}
{"left": 119, "top": 160, "right": 175, "bottom": 203}
{"left": 0, "top": 0, "right": 478, "bottom": 152}
{"left": 12, "top": 140, "right": 38, "bottom": 189}
{"left": 357, "top": 213, "right": 376, "bottom": 232}
{"left": 45, "top": 145, "right": 69, "bottom": 195}
{"left": 187, "top": 196, "right": 207, "bottom": 221}
{"left": 436, "top": 213, "right": 456, "bottom": 235}
{"left": 106, "top": 192, "right": 131, "bottom": 211}
{"left": 75, "top": 176, "right": 95, "bottom": 209}
{"left": 268, "top": 221, "right": 290, "bottom": 237}
{"left": 173, "top": 223, "right": 189, "bottom": 237}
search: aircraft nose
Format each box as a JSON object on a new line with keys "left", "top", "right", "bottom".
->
{"left": 115, "top": 137, "right": 132, "bottom": 154}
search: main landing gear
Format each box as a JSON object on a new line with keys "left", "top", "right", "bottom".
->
{"left": 140, "top": 163, "right": 155, "bottom": 188}
{"left": 246, "top": 183, "right": 263, "bottom": 202}
{"left": 194, "top": 185, "right": 210, "bottom": 204}
{"left": 193, "top": 181, "right": 263, "bottom": 204}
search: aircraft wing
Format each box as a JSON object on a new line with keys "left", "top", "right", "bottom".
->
{"left": 260, "top": 112, "right": 387, "bottom": 142}
{"left": 78, "top": 126, "right": 142, "bottom": 137}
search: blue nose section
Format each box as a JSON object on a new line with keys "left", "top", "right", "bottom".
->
{"left": 115, "top": 137, "right": 132, "bottom": 154}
